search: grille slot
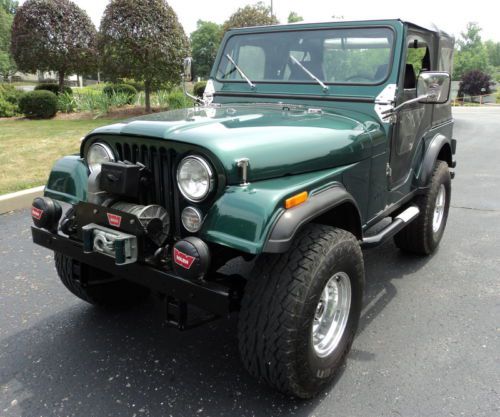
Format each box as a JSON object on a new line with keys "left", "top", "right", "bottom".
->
{"left": 111, "top": 141, "right": 173, "bottom": 214}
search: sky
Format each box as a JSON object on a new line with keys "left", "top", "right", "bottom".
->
{"left": 18, "top": 0, "right": 500, "bottom": 42}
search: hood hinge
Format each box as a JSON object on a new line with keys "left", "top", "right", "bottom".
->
{"left": 386, "top": 163, "right": 392, "bottom": 177}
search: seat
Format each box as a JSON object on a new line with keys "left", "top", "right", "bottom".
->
{"left": 404, "top": 63, "right": 416, "bottom": 89}
{"left": 288, "top": 59, "right": 325, "bottom": 81}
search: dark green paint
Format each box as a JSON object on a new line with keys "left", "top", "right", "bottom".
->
{"left": 200, "top": 166, "right": 352, "bottom": 254}
{"left": 89, "top": 105, "right": 380, "bottom": 185}
{"left": 44, "top": 156, "right": 88, "bottom": 204}
{"left": 43, "top": 19, "right": 454, "bottom": 255}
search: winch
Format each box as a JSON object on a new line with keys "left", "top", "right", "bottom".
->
{"left": 110, "top": 202, "right": 169, "bottom": 246}
{"left": 82, "top": 223, "right": 138, "bottom": 265}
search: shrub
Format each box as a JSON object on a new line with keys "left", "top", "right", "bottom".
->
{"left": 458, "top": 70, "right": 493, "bottom": 98}
{"left": 0, "top": 84, "right": 23, "bottom": 106}
{"left": 35, "top": 83, "right": 73, "bottom": 95}
{"left": 168, "top": 90, "right": 190, "bottom": 109}
{"left": 103, "top": 84, "right": 137, "bottom": 104}
{"left": 193, "top": 81, "right": 207, "bottom": 97}
{"left": 0, "top": 96, "right": 17, "bottom": 117}
{"left": 117, "top": 78, "right": 145, "bottom": 92}
{"left": 57, "top": 92, "right": 77, "bottom": 113}
{"left": 19, "top": 90, "right": 58, "bottom": 119}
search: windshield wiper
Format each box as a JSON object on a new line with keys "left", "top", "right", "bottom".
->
{"left": 290, "top": 55, "right": 329, "bottom": 92}
{"left": 226, "top": 54, "right": 256, "bottom": 89}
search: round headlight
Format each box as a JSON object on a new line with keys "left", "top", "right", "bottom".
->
{"left": 181, "top": 206, "right": 204, "bottom": 233}
{"left": 177, "top": 156, "right": 214, "bottom": 202}
{"left": 87, "top": 143, "right": 115, "bottom": 173}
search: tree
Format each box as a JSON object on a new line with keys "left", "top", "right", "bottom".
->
{"left": 222, "top": 2, "right": 279, "bottom": 34}
{"left": 453, "top": 22, "right": 491, "bottom": 80}
{"left": 190, "top": 20, "right": 222, "bottom": 79}
{"left": 287, "top": 11, "right": 303, "bottom": 23}
{"left": 0, "top": 0, "right": 18, "bottom": 14}
{"left": 458, "top": 69, "right": 493, "bottom": 98}
{"left": 485, "top": 40, "right": 500, "bottom": 67}
{"left": 0, "top": 7, "right": 15, "bottom": 80}
{"left": 99, "top": 0, "right": 189, "bottom": 113}
{"left": 11, "top": 0, "right": 97, "bottom": 90}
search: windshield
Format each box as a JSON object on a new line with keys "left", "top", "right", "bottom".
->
{"left": 216, "top": 27, "right": 394, "bottom": 85}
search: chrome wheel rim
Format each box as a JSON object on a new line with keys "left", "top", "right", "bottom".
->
{"left": 432, "top": 184, "right": 446, "bottom": 233}
{"left": 312, "top": 272, "right": 352, "bottom": 358}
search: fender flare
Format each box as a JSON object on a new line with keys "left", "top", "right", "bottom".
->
{"left": 417, "top": 134, "right": 453, "bottom": 187}
{"left": 44, "top": 156, "right": 88, "bottom": 204}
{"left": 263, "top": 184, "right": 362, "bottom": 253}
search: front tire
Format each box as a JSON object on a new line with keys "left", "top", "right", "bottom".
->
{"left": 238, "top": 224, "right": 364, "bottom": 398}
{"left": 394, "top": 160, "right": 451, "bottom": 255}
{"left": 55, "top": 253, "right": 150, "bottom": 308}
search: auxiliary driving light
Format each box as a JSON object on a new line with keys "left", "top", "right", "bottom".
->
{"left": 31, "top": 197, "right": 62, "bottom": 233}
{"left": 181, "top": 206, "right": 204, "bottom": 233}
{"left": 172, "top": 237, "right": 211, "bottom": 280}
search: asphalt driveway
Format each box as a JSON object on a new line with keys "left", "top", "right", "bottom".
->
{"left": 0, "top": 107, "right": 499, "bottom": 417}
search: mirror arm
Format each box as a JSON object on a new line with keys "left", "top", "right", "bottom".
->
{"left": 182, "top": 73, "right": 205, "bottom": 105}
{"left": 382, "top": 94, "right": 430, "bottom": 118}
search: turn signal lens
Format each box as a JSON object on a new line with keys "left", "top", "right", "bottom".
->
{"left": 285, "top": 191, "right": 308, "bottom": 209}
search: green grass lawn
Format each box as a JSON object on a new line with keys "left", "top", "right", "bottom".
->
{"left": 0, "top": 118, "right": 115, "bottom": 195}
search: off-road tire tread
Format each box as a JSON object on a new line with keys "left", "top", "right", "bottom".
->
{"left": 54, "top": 252, "right": 149, "bottom": 308}
{"left": 394, "top": 161, "right": 451, "bottom": 255}
{"left": 238, "top": 224, "right": 364, "bottom": 398}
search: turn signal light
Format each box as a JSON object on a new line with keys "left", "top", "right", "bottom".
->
{"left": 285, "top": 191, "right": 308, "bottom": 209}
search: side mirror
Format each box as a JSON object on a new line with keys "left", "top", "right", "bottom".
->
{"left": 417, "top": 72, "right": 451, "bottom": 104}
{"left": 183, "top": 57, "right": 193, "bottom": 82}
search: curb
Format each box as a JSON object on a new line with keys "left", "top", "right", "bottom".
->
{"left": 0, "top": 186, "right": 44, "bottom": 215}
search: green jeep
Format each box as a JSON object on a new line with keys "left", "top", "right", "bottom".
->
{"left": 31, "top": 19, "right": 456, "bottom": 398}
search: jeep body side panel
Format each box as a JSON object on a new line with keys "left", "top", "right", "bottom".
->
{"left": 200, "top": 165, "right": 354, "bottom": 254}
{"left": 44, "top": 156, "right": 88, "bottom": 204}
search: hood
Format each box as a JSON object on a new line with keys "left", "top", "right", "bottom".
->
{"left": 91, "top": 104, "right": 382, "bottom": 184}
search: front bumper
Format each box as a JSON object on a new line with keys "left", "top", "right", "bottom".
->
{"left": 31, "top": 226, "right": 237, "bottom": 316}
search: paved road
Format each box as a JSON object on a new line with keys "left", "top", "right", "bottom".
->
{"left": 1, "top": 108, "right": 499, "bottom": 417}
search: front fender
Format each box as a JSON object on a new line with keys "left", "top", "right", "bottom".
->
{"left": 44, "top": 156, "right": 88, "bottom": 204}
{"left": 200, "top": 165, "right": 354, "bottom": 255}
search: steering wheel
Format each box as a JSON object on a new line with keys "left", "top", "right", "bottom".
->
{"left": 344, "top": 74, "right": 372, "bottom": 82}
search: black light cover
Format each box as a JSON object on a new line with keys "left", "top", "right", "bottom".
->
{"left": 31, "top": 197, "right": 62, "bottom": 232}
{"left": 100, "top": 161, "right": 151, "bottom": 199}
{"left": 172, "top": 237, "right": 210, "bottom": 279}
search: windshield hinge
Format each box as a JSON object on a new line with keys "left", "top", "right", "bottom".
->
{"left": 386, "top": 163, "right": 392, "bottom": 177}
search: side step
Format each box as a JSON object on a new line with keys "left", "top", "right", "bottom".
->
{"left": 362, "top": 206, "right": 420, "bottom": 249}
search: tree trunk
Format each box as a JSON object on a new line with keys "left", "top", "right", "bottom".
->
{"left": 145, "top": 80, "right": 151, "bottom": 113}
{"left": 58, "top": 71, "right": 65, "bottom": 91}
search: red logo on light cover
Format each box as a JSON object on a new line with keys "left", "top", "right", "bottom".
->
{"left": 173, "top": 248, "right": 195, "bottom": 270}
{"left": 31, "top": 206, "right": 43, "bottom": 220}
{"left": 107, "top": 213, "right": 122, "bottom": 228}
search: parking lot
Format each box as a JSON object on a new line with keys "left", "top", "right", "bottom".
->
{"left": 0, "top": 107, "right": 499, "bottom": 417}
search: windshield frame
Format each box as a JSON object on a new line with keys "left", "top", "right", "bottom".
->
{"left": 214, "top": 25, "right": 397, "bottom": 88}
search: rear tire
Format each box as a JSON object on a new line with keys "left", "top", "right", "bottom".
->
{"left": 238, "top": 224, "right": 364, "bottom": 398}
{"left": 54, "top": 253, "right": 150, "bottom": 308}
{"left": 394, "top": 160, "right": 451, "bottom": 255}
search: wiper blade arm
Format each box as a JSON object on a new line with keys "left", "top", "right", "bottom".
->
{"left": 226, "top": 54, "right": 256, "bottom": 89}
{"left": 290, "top": 55, "right": 329, "bottom": 92}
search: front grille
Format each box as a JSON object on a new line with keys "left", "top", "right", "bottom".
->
{"left": 110, "top": 140, "right": 180, "bottom": 237}
{"left": 84, "top": 135, "right": 220, "bottom": 240}
{"left": 114, "top": 142, "right": 173, "bottom": 207}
